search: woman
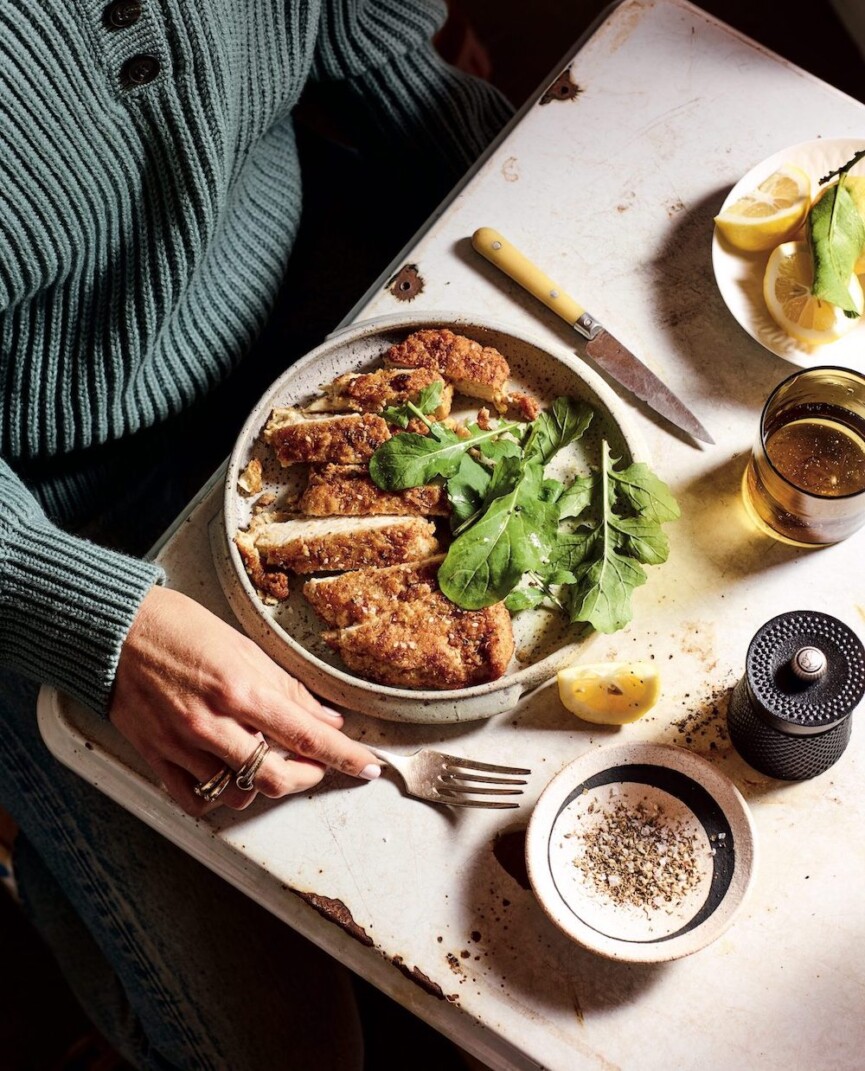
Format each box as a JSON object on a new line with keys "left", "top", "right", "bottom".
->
{"left": 0, "top": 1, "right": 510, "bottom": 1065}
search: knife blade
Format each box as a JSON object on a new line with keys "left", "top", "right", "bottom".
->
{"left": 471, "top": 227, "right": 714, "bottom": 445}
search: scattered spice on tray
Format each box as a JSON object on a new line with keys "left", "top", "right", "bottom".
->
{"left": 567, "top": 798, "right": 705, "bottom": 911}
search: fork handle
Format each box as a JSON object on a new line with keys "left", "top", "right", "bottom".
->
{"left": 366, "top": 745, "right": 403, "bottom": 770}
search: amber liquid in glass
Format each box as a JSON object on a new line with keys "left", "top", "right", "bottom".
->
{"left": 746, "top": 401, "right": 865, "bottom": 545}
{"left": 765, "top": 406, "right": 865, "bottom": 497}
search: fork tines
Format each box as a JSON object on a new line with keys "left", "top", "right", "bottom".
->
{"left": 440, "top": 755, "right": 531, "bottom": 776}
{"left": 437, "top": 756, "right": 530, "bottom": 809}
{"left": 435, "top": 794, "right": 522, "bottom": 810}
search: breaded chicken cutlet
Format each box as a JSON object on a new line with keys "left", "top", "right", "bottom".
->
{"left": 322, "top": 596, "right": 514, "bottom": 689}
{"left": 302, "top": 557, "right": 444, "bottom": 627}
{"left": 305, "top": 367, "right": 453, "bottom": 419}
{"left": 384, "top": 328, "right": 510, "bottom": 412}
{"left": 263, "top": 409, "right": 391, "bottom": 466}
{"left": 298, "top": 465, "right": 449, "bottom": 517}
{"left": 303, "top": 557, "right": 514, "bottom": 688}
{"left": 236, "top": 514, "right": 440, "bottom": 589}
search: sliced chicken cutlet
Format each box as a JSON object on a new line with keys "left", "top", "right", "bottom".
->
{"left": 383, "top": 328, "right": 510, "bottom": 412}
{"left": 237, "top": 514, "right": 440, "bottom": 576}
{"left": 322, "top": 596, "right": 514, "bottom": 689}
{"left": 263, "top": 408, "right": 391, "bottom": 466}
{"left": 302, "top": 556, "right": 445, "bottom": 628}
{"left": 298, "top": 464, "right": 450, "bottom": 517}
{"left": 305, "top": 367, "right": 453, "bottom": 419}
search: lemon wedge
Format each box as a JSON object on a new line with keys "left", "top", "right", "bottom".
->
{"left": 557, "top": 661, "right": 661, "bottom": 725}
{"left": 715, "top": 164, "right": 811, "bottom": 252}
{"left": 763, "top": 240, "right": 864, "bottom": 346}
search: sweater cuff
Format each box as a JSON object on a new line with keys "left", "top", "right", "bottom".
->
{"left": 0, "top": 515, "right": 164, "bottom": 716}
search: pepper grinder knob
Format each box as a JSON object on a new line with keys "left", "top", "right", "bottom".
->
{"left": 791, "top": 646, "right": 828, "bottom": 683}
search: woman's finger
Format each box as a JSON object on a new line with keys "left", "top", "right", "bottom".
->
{"left": 189, "top": 742, "right": 327, "bottom": 800}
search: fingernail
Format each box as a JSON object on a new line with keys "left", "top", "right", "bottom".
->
{"left": 359, "top": 764, "right": 382, "bottom": 781}
{"left": 320, "top": 706, "right": 343, "bottom": 720}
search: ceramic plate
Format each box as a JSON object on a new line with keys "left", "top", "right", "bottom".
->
{"left": 213, "top": 311, "right": 646, "bottom": 723}
{"left": 525, "top": 743, "right": 756, "bottom": 962}
{"left": 712, "top": 137, "right": 865, "bottom": 369}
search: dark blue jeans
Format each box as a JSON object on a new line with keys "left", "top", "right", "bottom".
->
{"left": 1, "top": 670, "right": 363, "bottom": 1071}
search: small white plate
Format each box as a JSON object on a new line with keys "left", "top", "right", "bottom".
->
{"left": 712, "top": 137, "right": 865, "bottom": 369}
{"left": 526, "top": 743, "right": 756, "bottom": 962}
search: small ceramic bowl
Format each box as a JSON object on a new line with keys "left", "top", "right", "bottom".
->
{"left": 525, "top": 743, "right": 757, "bottom": 962}
{"left": 213, "top": 310, "right": 645, "bottom": 723}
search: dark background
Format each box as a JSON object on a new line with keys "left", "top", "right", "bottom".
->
{"left": 2, "top": 3, "right": 862, "bottom": 1069}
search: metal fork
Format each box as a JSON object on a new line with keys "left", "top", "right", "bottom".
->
{"left": 367, "top": 746, "right": 530, "bottom": 809}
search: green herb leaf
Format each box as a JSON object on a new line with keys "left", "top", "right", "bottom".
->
{"left": 565, "top": 544, "right": 648, "bottom": 633}
{"left": 808, "top": 183, "right": 865, "bottom": 314}
{"left": 523, "top": 396, "right": 594, "bottom": 464}
{"left": 559, "top": 441, "right": 677, "bottom": 633}
{"left": 447, "top": 453, "right": 492, "bottom": 526}
{"left": 369, "top": 419, "right": 521, "bottom": 490}
{"left": 380, "top": 380, "right": 444, "bottom": 428}
{"left": 557, "top": 475, "right": 595, "bottom": 520}
{"left": 438, "top": 461, "right": 559, "bottom": 608}
{"left": 504, "top": 584, "right": 548, "bottom": 612}
{"left": 611, "top": 515, "right": 669, "bottom": 565}
{"left": 608, "top": 461, "right": 680, "bottom": 523}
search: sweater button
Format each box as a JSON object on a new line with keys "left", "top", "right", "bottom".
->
{"left": 120, "top": 54, "right": 160, "bottom": 86}
{"left": 103, "top": 0, "right": 142, "bottom": 29}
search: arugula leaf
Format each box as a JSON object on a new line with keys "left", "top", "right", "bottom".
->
{"left": 607, "top": 461, "right": 680, "bottom": 523}
{"left": 504, "top": 584, "right": 548, "bottom": 612}
{"left": 557, "top": 475, "right": 594, "bottom": 520}
{"left": 560, "top": 441, "right": 676, "bottom": 633}
{"left": 369, "top": 419, "right": 521, "bottom": 490}
{"left": 566, "top": 544, "right": 648, "bottom": 633}
{"left": 380, "top": 380, "right": 443, "bottom": 428}
{"left": 446, "top": 453, "right": 492, "bottom": 526}
{"left": 523, "top": 396, "right": 594, "bottom": 464}
{"left": 438, "top": 461, "right": 559, "bottom": 608}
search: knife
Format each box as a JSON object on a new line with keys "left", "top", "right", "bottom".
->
{"left": 471, "top": 227, "right": 714, "bottom": 445}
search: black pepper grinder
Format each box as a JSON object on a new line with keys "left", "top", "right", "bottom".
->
{"left": 727, "top": 611, "right": 865, "bottom": 780}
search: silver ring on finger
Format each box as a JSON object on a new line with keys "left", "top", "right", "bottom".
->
{"left": 235, "top": 740, "right": 270, "bottom": 792}
{"left": 193, "top": 766, "right": 233, "bottom": 802}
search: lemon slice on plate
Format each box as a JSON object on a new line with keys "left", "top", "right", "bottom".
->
{"left": 557, "top": 662, "right": 660, "bottom": 725}
{"left": 714, "top": 164, "right": 811, "bottom": 252}
{"left": 763, "top": 240, "right": 864, "bottom": 346}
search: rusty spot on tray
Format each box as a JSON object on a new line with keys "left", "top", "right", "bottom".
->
{"left": 539, "top": 68, "right": 581, "bottom": 105}
{"left": 492, "top": 829, "right": 530, "bottom": 890}
{"left": 293, "top": 891, "right": 374, "bottom": 947}
{"left": 390, "top": 956, "right": 446, "bottom": 1000}
{"left": 387, "top": 263, "right": 424, "bottom": 302}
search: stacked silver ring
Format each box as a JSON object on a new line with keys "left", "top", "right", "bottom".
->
{"left": 193, "top": 739, "right": 271, "bottom": 801}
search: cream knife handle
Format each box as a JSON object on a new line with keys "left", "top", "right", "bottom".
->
{"left": 472, "top": 227, "right": 589, "bottom": 329}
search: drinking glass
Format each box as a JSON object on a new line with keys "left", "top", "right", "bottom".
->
{"left": 742, "top": 366, "right": 865, "bottom": 546}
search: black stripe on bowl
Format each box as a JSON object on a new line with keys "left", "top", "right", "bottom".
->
{"left": 548, "top": 763, "right": 735, "bottom": 944}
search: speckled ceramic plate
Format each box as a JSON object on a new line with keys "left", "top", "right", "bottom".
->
{"left": 213, "top": 310, "right": 646, "bottom": 723}
{"left": 526, "top": 743, "right": 756, "bottom": 962}
{"left": 712, "top": 137, "right": 865, "bottom": 368}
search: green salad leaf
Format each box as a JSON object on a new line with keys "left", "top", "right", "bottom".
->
{"left": 559, "top": 441, "right": 679, "bottom": 633}
{"left": 380, "top": 380, "right": 444, "bottom": 428}
{"left": 368, "top": 417, "right": 522, "bottom": 490}
{"left": 365, "top": 394, "right": 679, "bottom": 635}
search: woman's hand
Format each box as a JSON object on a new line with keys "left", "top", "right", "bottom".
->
{"left": 109, "top": 587, "right": 381, "bottom": 815}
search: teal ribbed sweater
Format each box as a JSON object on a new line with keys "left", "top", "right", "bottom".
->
{"left": 0, "top": 0, "right": 510, "bottom": 714}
